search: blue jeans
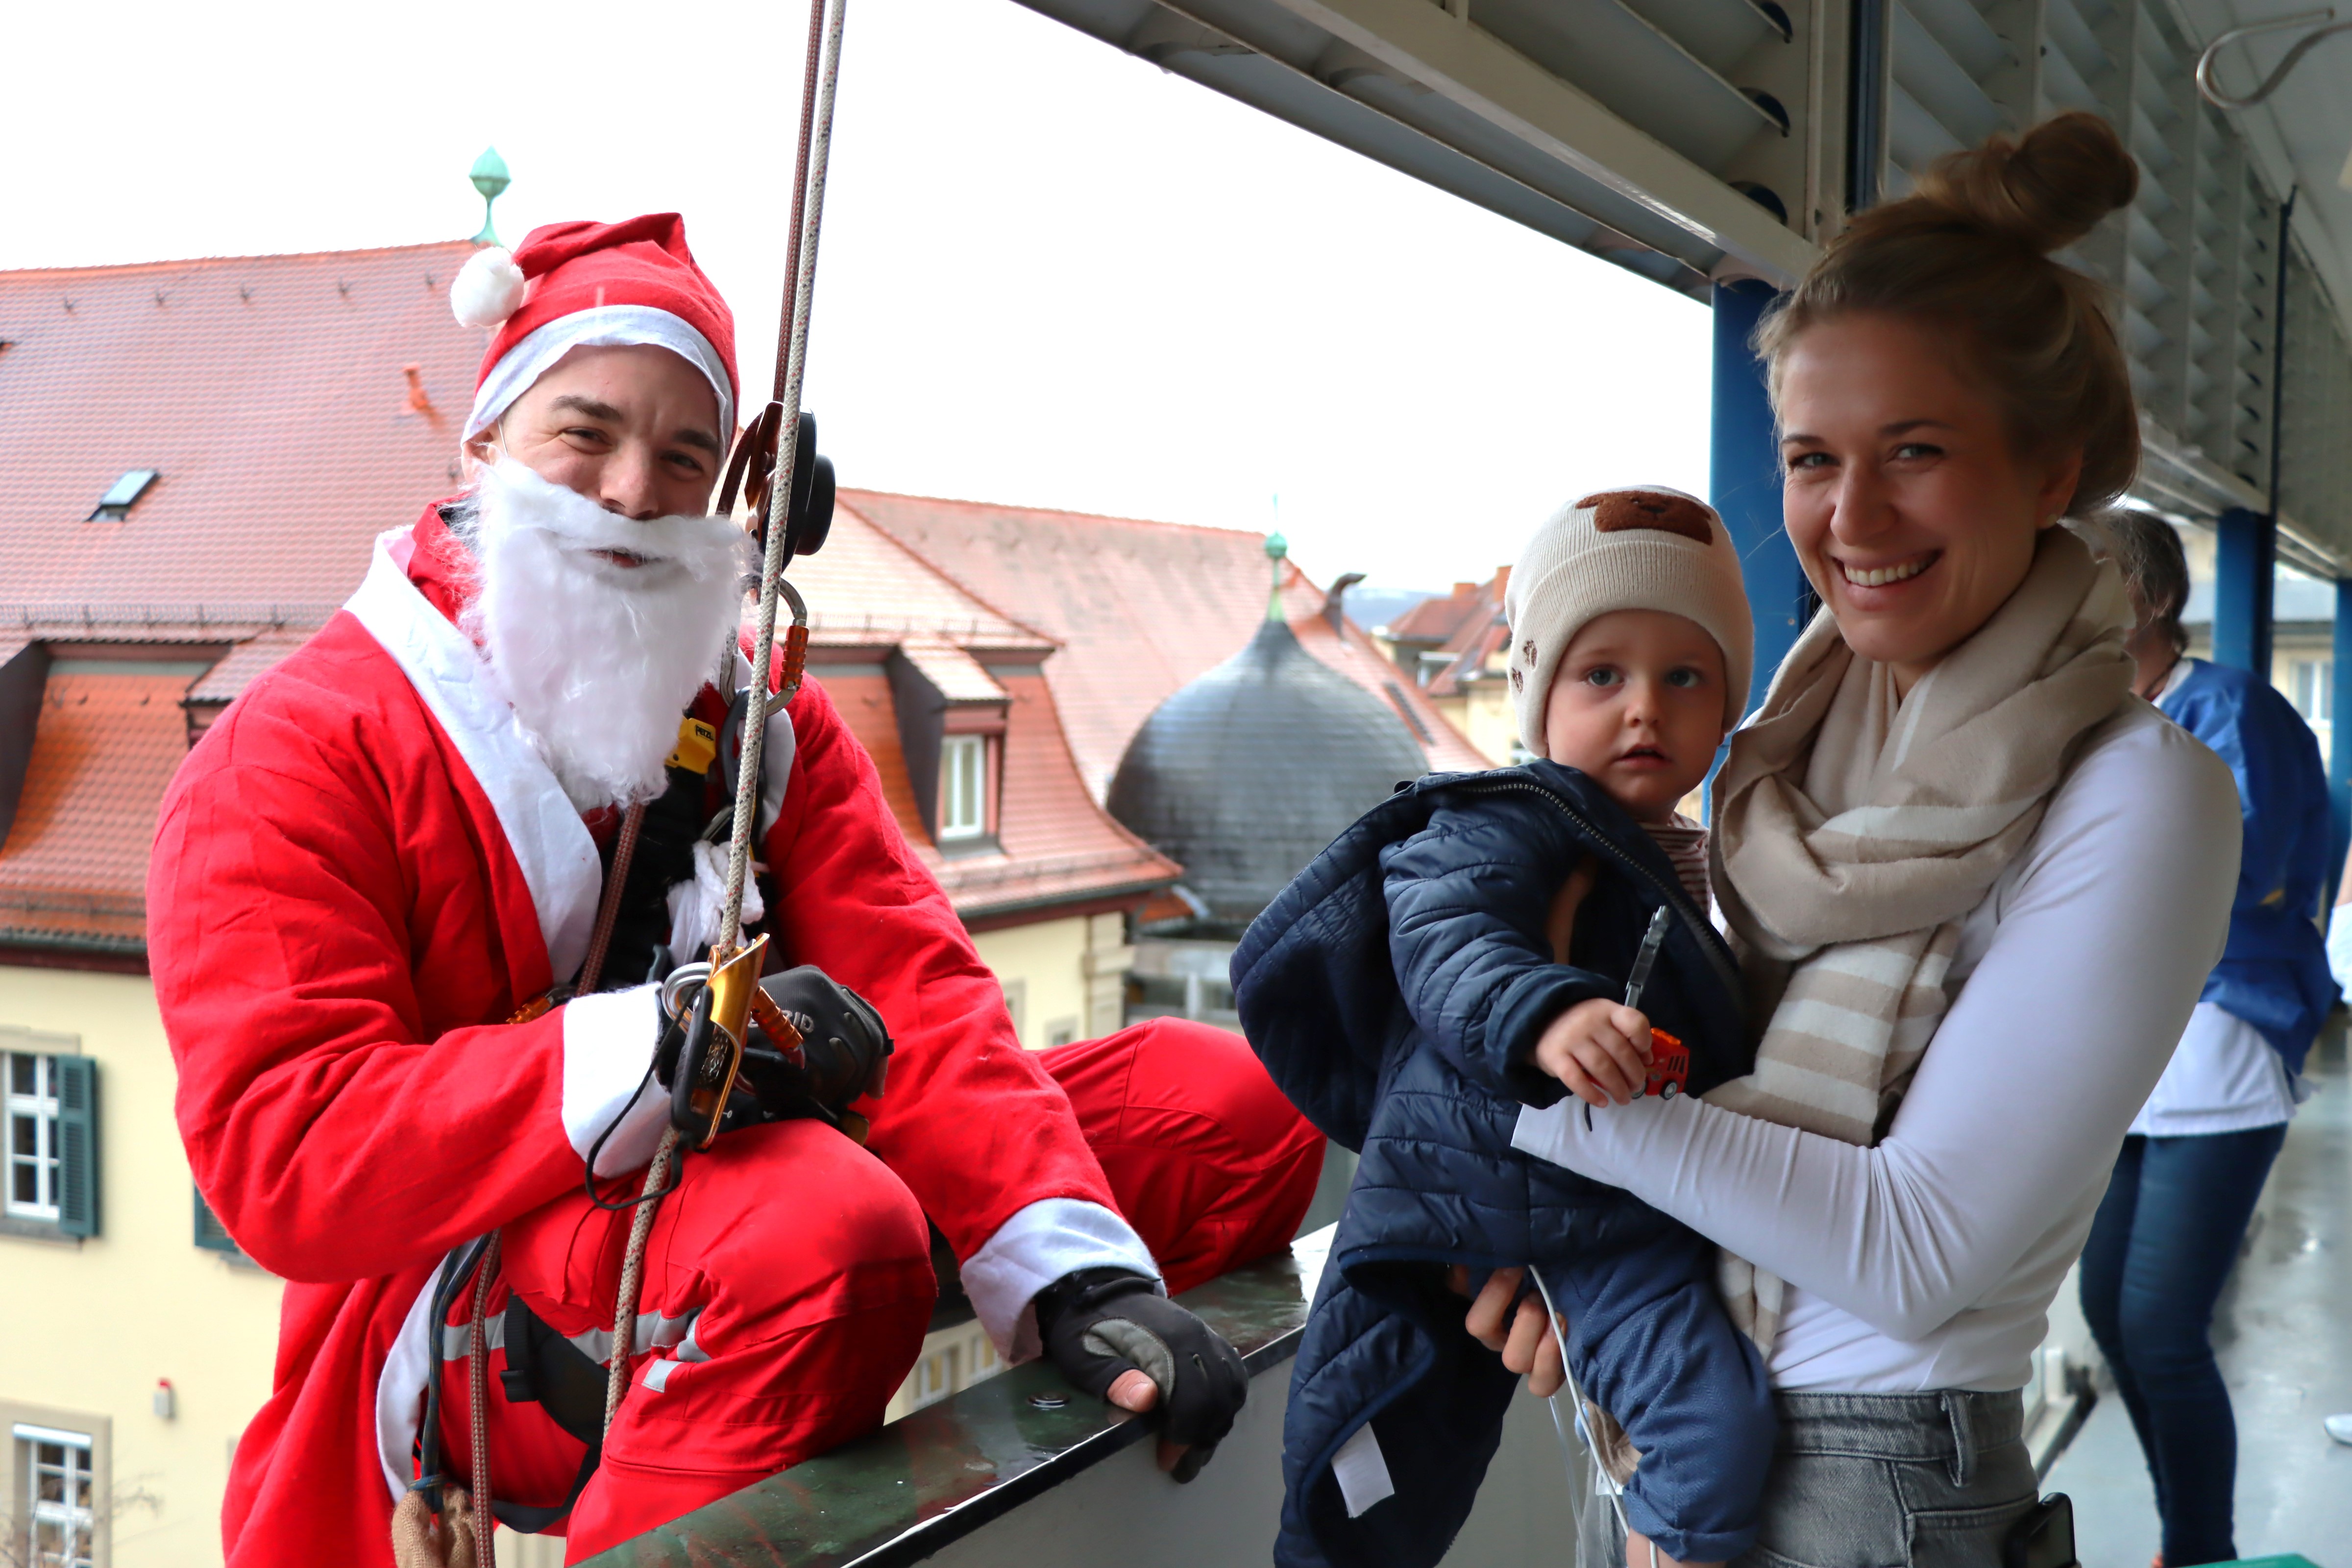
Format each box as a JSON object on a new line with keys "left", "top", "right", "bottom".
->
{"left": 2077, "top": 1125, "right": 2287, "bottom": 1567}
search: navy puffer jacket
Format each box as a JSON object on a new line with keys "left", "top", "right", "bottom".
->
{"left": 1232, "top": 763, "right": 1773, "bottom": 1567}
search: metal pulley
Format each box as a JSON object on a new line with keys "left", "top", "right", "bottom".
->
{"left": 659, "top": 934, "right": 805, "bottom": 1150}
{"left": 717, "top": 407, "right": 835, "bottom": 563}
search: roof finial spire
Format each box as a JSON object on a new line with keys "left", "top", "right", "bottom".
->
{"left": 1265, "top": 529, "right": 1289, "bottom": 622}
{"left": 469, "top": 147, "right": 512, "bottom": 248}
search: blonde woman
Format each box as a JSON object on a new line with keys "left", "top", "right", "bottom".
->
{"left": 1480, "top": 114, "right": 2242, "bottom": 1564}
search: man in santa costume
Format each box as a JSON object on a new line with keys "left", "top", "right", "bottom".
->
{"left": 148, "top": 214, "right": 1323, "bottom": 1565}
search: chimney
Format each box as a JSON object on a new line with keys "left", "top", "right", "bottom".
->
{"left": 1493, "top": 565, "right": 1512, "bottom": 597}
{"left": 1452, "top": 582, "right": 1475, "bottom": 598}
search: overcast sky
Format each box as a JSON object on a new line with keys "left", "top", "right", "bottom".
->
{"left": 2, "top": 0, "right": 1714, "bottom": 591}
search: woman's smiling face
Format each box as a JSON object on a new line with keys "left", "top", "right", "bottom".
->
{"left": 1777, "top": 311, "right": 2082, "bottom": 692}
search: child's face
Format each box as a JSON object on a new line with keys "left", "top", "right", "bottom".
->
{"left": 1541, "top": 610, "right": 1730, "bottom": 822}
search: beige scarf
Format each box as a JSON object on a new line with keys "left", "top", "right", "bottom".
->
{"left": 1705, "top": 527, "right": 2134, "bottom": 1349}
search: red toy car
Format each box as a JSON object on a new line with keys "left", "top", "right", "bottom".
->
{"left": 1645, "top": 1029, "right": 1690, "bottom": 1100}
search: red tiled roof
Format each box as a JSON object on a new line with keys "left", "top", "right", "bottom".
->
{"left": 810, "top": 666, "right": 1179, "bottom": 920}
{"left": 964, "top": 667, "right": 1181, "bottom": 917}
{"left": 0, "top": 672, "right": 194, "bottom": 951}
{"left": 788, "top": 506, "right": 1178, "bottom": 918}
{"left": 0, "top": 241, "right": 487, "bottom": 640}
{"left": 187, "top": 628, "right": 310, "bottom": 711}
{"left": 896, "top": 637, "right": 1006, "bottom": 703}
{"left": 1426, "top": 615, "right": 1513, "bottom": 699}
{"left": 834, "top": 490, "right": 1486, "bottom": 791}
{"left": 0, "top": 242, "right": 491, "bottom": 957}
{"left": 818, "top": 671, "right": 934, "bottom": 842}
{"left": 796, "top": 496, "right": 1052, "bottom": 657}
{"left": 1385, "top": 582, "right": 1492, "bottom": 644}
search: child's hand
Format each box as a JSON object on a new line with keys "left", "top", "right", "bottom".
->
{"left": 1532, "top": 998, "right": 1653, "bottom": 1107}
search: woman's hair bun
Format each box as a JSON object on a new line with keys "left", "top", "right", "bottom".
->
{"left": 1915, "top": 110, "right": 2139, "bottom": 253}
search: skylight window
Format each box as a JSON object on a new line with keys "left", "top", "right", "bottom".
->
{"left": 89, "top": 469, "right": 158, "bottom": 521}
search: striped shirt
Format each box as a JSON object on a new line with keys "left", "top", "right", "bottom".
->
{"left": 1641, "top": 815, "right": 1710, "bottom": 913}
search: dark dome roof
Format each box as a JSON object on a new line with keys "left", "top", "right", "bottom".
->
{"left": 1109, "top": 618, "right": 1428, "bottom": 926}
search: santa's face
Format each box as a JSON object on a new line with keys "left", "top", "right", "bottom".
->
{"left": 470, "top": 343, "right": 726, "bottom": 521}
{"left": 466, "top": 455, "right": 750, "bottom": 813}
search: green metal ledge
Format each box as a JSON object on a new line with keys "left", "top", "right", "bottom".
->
{"left": 581, "top": 1229, "right": 1330, "bottom": 1567}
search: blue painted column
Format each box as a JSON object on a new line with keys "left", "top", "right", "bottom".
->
{"left": 1710, "top": 278, "right": 1809, "bottom": 716}
{"left": 2212, "top": 506, "right": 2275, "bottom": 677}
{"left": 2332, "top": 579, "right": 2352, "bottom": 894}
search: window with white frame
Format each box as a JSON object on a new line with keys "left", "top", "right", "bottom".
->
{"left": 940, "top": 735, "right": 987, "bottom": 842}
{"left": 7, "top": 1053, "right": 62, "bottom": 1223}
{"left": 2, "top": 1047, "right": 94, "bottom": 1236}
{"left": 18, "top": 1424, "right": 96, "bottom": 1568}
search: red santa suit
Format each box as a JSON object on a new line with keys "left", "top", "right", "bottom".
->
{"left": 147, "top": 217, "right": 1321, "bottom": 1565}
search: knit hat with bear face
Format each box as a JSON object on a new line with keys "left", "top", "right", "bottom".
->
{"left": 1504, "top": 487, "right": 1755, "bottom": 757}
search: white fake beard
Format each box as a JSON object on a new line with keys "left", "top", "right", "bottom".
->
{"left": 468, "top": 460, "right": 751, "bottom": 812}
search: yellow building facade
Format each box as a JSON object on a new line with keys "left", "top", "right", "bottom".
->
{"left": 1, "top": 971, "right": 282, "bottom": 1568}
{"left": 1425, "top": 661, "right": 1520, "bottom": 767}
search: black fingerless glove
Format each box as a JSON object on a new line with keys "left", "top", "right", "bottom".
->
{"left": 1035, "top": 1267, "right": 1248, "bottom": 1482}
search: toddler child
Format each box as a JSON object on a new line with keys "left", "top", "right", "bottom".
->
{"left": 1235, "top": 488, "right": 1772, "bottom": 1568}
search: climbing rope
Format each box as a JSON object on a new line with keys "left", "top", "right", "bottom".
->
{"left": 601, "top": 0, "right": 850, "bottom": 1441}
{"left": 466, "top": 1231, "right": 504, "bottom": 1568}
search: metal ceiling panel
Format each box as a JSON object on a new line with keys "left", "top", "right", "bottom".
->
{"left": 2282, "top": 244, "right": 2352, "bottom": 565}
{"left": 1010, "top": 0, "right": 1830, "bottom": 294}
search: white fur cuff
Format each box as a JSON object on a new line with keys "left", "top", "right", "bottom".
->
{"left": 561, "top": 984, "right": 669, "bottom": 1175}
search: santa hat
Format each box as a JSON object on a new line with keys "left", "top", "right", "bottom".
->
{"left": 450, "top": 213, "right": 738, "bottom": 443}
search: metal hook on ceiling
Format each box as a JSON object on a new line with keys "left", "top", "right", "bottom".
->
{"left": 2196, "top": 7, "right": 2352, "bottom": 109}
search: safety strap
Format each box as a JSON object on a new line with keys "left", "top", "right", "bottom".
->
{"left": 413, "top": 1237, "right": 491, "bottom": 1514}
{"left": 489, "top": 1448, "right": 599, "bottom": 1537}
{"left": 415, "top": 1255, "right": 610, "bottom": 1537}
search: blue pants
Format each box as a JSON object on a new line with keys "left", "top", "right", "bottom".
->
{"left": 2078, "top": 1125, "right": 2287, "bottom": 1567}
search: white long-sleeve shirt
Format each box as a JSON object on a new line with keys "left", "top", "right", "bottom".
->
{"left": 1513, "top": 701, "right": 2240, "bottom": 1392}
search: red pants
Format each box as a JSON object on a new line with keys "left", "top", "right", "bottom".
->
{"left": 438, "top": 1018, "right": 1323, "bottom": 1561}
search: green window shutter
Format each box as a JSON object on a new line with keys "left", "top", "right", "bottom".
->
{"left": 54, "top": 1054, "right": 98, "bottom": 1238}
{"left": 194, "top": 1186, "right": 240, "bottom": 1254}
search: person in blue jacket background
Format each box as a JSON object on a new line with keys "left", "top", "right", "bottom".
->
{"left": 2079, "top": 508, "right": 2338, "bottom": 1567}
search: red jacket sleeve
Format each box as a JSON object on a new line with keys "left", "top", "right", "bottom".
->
{"left": 760, "top": 679, "right": 1118, "bottom": 1259}
{"left": 150, "top": 642, "right": 591, "bottom": 1285}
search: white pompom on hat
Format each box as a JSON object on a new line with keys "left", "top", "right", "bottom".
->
{"left": 1503, "top": 487, "right": 1755, "bottom": 757}
{"left": 450, "top": 246, "right": 528, "bottom": 329}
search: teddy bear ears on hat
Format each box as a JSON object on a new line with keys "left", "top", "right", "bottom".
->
{"left": 451, "top": 246, "right": 527, "bottom": 329}
{"left": 1573, "top": 487, "right": 1720, "bottom": 542}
